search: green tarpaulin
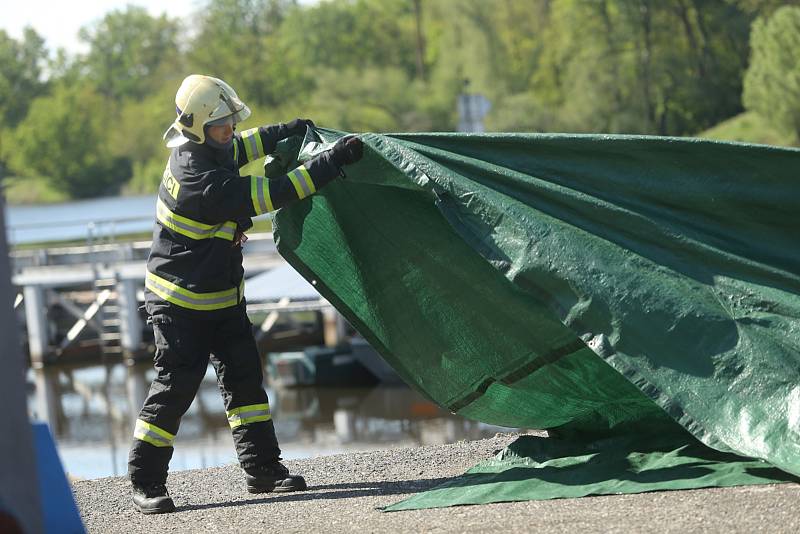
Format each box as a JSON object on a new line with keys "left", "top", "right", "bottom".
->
{"left": 385, "top": 434, "right": 798, "bottom": 511}
{"left": 266, "top": 129, "right": 800, "bottom": 508}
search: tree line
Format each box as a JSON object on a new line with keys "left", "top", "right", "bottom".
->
{"left": 1, "top": 0, "right": 798, "bottom": 200}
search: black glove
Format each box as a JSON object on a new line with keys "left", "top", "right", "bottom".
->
{"left": 284, "top": 118, "right": 315, "bottom": 135}
{"left": 329, "top": 135, "right": 364, "bottom": 167}
{"left": 232, "top": 229, "right": 248, "bottom": 248}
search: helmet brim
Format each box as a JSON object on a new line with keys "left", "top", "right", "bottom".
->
{"left": 235, "top": 105, "right": 251, "bottom": 124}
{"left": 163, "top": 124, "right": 191, "bottom": 148}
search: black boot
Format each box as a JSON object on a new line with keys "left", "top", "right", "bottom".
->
{"left": 245, "top": 462, "right": 307, "bottom": 494}
{"left": 132, "top": 482, "right": 176, "bottom": 514}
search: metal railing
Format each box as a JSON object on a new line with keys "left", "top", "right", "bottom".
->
{"left": 6, "top": 215, "right": 154, "bottom": 247}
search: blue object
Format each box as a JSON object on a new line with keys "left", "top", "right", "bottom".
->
{"left": 32, "top": 422, "right": 85, "bottom": 534}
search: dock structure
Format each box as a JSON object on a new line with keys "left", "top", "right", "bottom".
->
{"left": 17, "top": 259, "right": 146, "bottom": 366}
{"left": 9, "top": 232, "right": 346, "bottom": 368}
{"left": 13, "top": 230, "right": 358, "bottom": 441}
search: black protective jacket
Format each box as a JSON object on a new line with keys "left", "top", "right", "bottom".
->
{"left": 145, "top": 123, "right": 341, "bottom": 319}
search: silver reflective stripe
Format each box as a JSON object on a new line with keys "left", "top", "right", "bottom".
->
{"left": 246, "top": 132, "right": 261, "bottom": 160}
{"left": 290, "top": 168, "right": 312, "bottom": 197}
{"left": 146, "top": 272, "right": 238, "bottom": 308}
{"left": 157, "top": 203, "right": 209, "bottom": 236}
{"left": 156, "top": 198, "right": 235, "bottom": 241}
{"left": 257, "top": 177, "right": 269, "bottom": 213}
{"left": 226, "top": 402, "right": 271, "bottom": 427}
{"left": 215, "top": 225, "right": 236, "bottom": 240}
{"left": 138, "top": 429, "right": 170, "bottom": 446}
{"left": 134, "top": 419, "right": 174, "bottom": 447}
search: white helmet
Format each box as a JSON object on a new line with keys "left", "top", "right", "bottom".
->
{"left": 163, "top": 74, "right": 251, "bottom": 148}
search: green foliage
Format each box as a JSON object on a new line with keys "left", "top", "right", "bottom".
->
{"left": 0, "top": 28, "right": 48, "bottom": 127}
{"left": 0, "top": 27, "right": 48, "bottom": 178}
{"left": 189, "top": 0, "right": 306, "bottom": 107}
{"left": 424, "top": 0, "right": 506, "bottom": 99}
{"left": 698, "top": 111, "right": 792, "bottom": 146}
{"left": 524, "top": 0, "right": 757, "bottom": 135}
{"left": 281, "top": 0, "right": 418, "bottom": 77}
{"left": 302, "top": 67, "right": 423, "bottom": 132}
{"left": 4, "top": 0, "right": 799, "bottom": 202}
{"left": 484, "top": 93, "right": 558, "bottom": 133}
{"left": 78, "top": 6, "right": 183, "bottom": 100}
{"left": 6, "top": 84, "right": 131, "bottom": 198}
{"left": 743, "top": 5, "right": 800, "bottom": 142}
{"left": 123, "top": 157, "right": 169, "bottom": 196}
{"left": 111, "top": 84, "right": 174, "bottom": 194}
{"left": 2, "top": 175, "right": 70, "bottom": 204}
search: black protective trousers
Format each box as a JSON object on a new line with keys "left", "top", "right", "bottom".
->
{"left": 128, "top": 306, "right": 281, "bottom": 485}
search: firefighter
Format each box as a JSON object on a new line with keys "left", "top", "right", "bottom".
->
{"left": 128, "top": 74, "right": 363, "bottom": 514}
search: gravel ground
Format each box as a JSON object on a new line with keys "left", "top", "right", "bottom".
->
{"left": 73, "top": 432, "right": 800, "bottom": 533}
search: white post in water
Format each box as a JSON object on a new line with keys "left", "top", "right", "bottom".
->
{"left": 323, "top": 308, "right": 347, "bottom": 347}
{"left": 23, "top": 284, "right": 50, "bottom": 367}
{"left": 0, "top": 193, "right": 44, "bottom": 532}
{"left": 33, "top": 367, "right": 61, "bottom": 432}
{"left": 126, "top": 365, "right": 148, "bottom": 425}
{"left": 117, "top": 278, "right": 142, "bottom": 359}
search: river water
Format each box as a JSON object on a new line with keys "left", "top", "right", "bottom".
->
{"left": 5, "top": 195, "right": 156, "bottom": 245}
{"left": 28, "top": 362, "right": 514, "bottom": 480}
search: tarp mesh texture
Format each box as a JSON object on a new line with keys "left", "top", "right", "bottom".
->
{"left": 264, "top": 128, "right": 800, "bottom": 510}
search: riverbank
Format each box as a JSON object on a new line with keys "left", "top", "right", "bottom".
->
{"left": 72, "top": 432, "right": 800, "bottom": 533}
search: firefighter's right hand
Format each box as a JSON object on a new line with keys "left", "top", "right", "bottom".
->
{"left": 232, "top": 229, "right": 248, "bottom": 248}
{"left": 329, "top": 135, "right": 363, "bottom": 167}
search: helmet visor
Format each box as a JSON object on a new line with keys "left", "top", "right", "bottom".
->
{"left": 207, "top": 103, "right": 250, "bottom": 127}
{"left": 206, "top": 115, "right": 236, "bottom": 127}
{"left": 208, "top": 87, "right": 251, "bottom": 125}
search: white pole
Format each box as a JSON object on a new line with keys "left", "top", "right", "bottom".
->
{"left": 23, "top": 284, "right": 50, "bottom": 367}
{"left": 117, "top": 278, "right": 142, "bottom": 356}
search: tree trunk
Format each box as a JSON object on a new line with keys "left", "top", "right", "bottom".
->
{"left": 675, "top": 0, "right": 705, "bottom": 79}
{"left": 638, "top": 0, "right": 657, "bottom": 132}
{"left": 599, "top": 0, "right": 625, "bottom": 128}
{"left": 412, "top": 0, "right": 426, "bottom": 81}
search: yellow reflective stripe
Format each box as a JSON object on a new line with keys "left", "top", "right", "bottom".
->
{"left": 241, "top": 128, "right": 264, "bottom": 162}
{"left": 146, "top": 271, "right": 241, "bottom": 311}
{"left": 251, "top": 175, "right": 259, "bottom": 214}
{"left": 226, "top": 403, "right": 271, "bottom": 428}
{"left": 291, "top": 165, "right": 315, "bottom": 197}
{"left": 287, "top": 168, "right": 307, "bottom": 198}
{"left": 146, "top": 271, "right": 240, "bottom": 310}
{"left": 156, "top": 198, "right": 236, "bottom": 241}
{"left": 250, "top": 176, "right": 275, "bottom": 215}
{"left": 233, "top": 139, "right": 239, "bottom": 162}
{"left": 253, "top": 131, "right": 265, "bottom": 160}
{"left": 162, "top": 200, "right": 236, "bottom": 240}
{"left": 134, "top": 419, "right": 175, "bottom": 447}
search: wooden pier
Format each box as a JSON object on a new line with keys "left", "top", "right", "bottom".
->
{"left": 10, "top": 233, "right": 346, "bottom": 368}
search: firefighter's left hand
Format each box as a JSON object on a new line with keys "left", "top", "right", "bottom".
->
{"left": 329, "top": 135, "right": 364, "bottom": 166}
{"left": 232, "top": 229, "right": 248, "bottom": 247}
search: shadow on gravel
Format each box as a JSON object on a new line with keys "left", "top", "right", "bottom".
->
{"left": 176, "top": 478, "right": 453, "bottom": 512}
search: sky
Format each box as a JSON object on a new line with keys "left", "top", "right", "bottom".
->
{"left": 0, "top": 0, "right": 206, "bottom": 54}
{"left": 2, "top": 0, "right": 318, "bottom": 54}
